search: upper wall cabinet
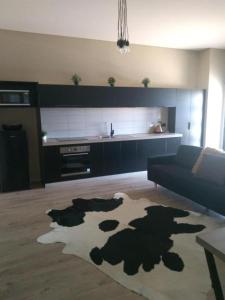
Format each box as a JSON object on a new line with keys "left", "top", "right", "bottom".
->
{"left": 38, "top": 84, "right": 176, "bottom": 108}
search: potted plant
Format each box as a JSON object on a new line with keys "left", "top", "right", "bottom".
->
{"left": 108, "top": 77, "right": 116, "bottom": 87}
{"left": 142, "top": 78, "right": 150, "bottom": 88}
{"left": 71, "top": 73, "right": 82, "bottom": 86}
{"left": 41, "top": 130, "right": 48, "bottom": 142}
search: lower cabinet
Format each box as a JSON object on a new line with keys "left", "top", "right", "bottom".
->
{"left": 43, "top": 146, "right": 61, "bottom": 183}
{"left": 121, "top": 141, "right": 139, "bottom": 173}
{"left": 90, "top": 143, "right": 103, "bottom": 176}
{"left": 166, "top": 137, "right": 181, "bottom": 154}
{"left": 43, "top": 137, "right": 181, "bottom": 183}
{"left": 103, "top": 142, "right": 121, "bottom": 175}
{"left": 137, "top": 139, "right": 167, "bottom": 171}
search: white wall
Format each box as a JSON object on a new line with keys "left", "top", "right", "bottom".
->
{"left": 0, "top": 29, "right": 199, "bottom": 88}
{"left": 197, "top": 50, "right": 210, "bottom": 89}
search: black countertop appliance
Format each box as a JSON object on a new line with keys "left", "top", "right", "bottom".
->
{"left": 0, "top": 125, "right": 30, "bottom": 192}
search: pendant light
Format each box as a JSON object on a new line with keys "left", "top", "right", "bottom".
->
{"left": 117, "top": 0, "right": 130, "bottom": 54}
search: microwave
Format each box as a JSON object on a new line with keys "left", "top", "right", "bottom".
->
{"left": 0, "top": 90, "right": 31, "bottom": 106}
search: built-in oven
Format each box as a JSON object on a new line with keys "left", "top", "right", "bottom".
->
{"left": 60, "top": 145, "right": 91, "bottom": 178}
{"left": 0, "top": 90, "right": 31, "bottom": 106}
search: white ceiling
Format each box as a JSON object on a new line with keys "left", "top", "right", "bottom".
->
{"left": 0, "top": 0, "right": 225, "bottom": 49}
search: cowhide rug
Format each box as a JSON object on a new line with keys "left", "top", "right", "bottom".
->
{"left": 37, "top": 193, "right": 223, "bottom": 300}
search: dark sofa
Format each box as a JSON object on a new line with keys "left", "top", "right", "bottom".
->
{"left": 147, "top": 145, "right": 225, "bottom": 216}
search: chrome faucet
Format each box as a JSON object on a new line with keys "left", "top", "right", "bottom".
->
{"left": 110, "top": 123, "right": 114, "bottom": 137}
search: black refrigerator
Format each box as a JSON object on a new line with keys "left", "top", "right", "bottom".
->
{"left": 0, "top": 129, "right": 30, "bottom": 192}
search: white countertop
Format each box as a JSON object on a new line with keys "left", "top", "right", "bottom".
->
{"left": 43, "top": 133, "right": 182, "bottom": 147}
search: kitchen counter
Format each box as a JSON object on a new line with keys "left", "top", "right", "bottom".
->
{"left": 43, "top": 133, "right": 182, "bottom": 147}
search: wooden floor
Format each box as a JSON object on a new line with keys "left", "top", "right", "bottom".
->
{"left": 0, "top": 172, "right": 219, "bottom": 300}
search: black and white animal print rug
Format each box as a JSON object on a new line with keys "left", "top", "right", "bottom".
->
{"left": 37, "top": 193, "right": 222, "bottom": 300}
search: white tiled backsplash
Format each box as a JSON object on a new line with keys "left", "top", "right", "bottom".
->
{"left": 41, "top": 107, "right": 168, "bottom": 138}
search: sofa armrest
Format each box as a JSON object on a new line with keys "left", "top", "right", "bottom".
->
{"left": 148, "top": 154, "right": 176, "bottom": 169}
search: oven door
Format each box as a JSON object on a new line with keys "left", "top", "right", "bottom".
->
{"left": 61, "top": 152, "right": 91, "bottom": 177}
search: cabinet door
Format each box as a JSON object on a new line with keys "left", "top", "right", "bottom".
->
{"left": 175, "top": 89, "right": 204, "bottom": 146}
{"left": 189, "top": 90, "right": 204, "bottom": 146}
{"left": 39, "top": 85, "right": 176, "bottom": 108}
{"left": 38, "top": 85, "right": 117, "bottom": 107}
{"left": 114, "top": 88, "right": 137, "bottom": 107}
{"left": 137, "top": 139, "right": 166, "bottom": 170}
{"left": 115, "top": 88, "right": 176, "bottom": 107}
{"left": 90, "top": 143, "right": 103, "bottom": 176}
{"left": 39, "top": 85, "right": 75, "bottom": 107}
{"left": 166, "top": 138, "right": 181, "bottom": 154}
{"left": 146, "top": 88, "right": 176, "bottom": 107}
{"left": 44, "top": 146, "right": 61, "bottom": 183}
{"left": 103, "top": 142, "right": 121, "bottom": 175}
{"left": 121, "top": 141, "right": 137, "bottom": 172}
{"left": 175, "top": 89, "right": 191, "bottom": 144}
{"left": 81, "top": 87, "right": 117, "bottom": 107}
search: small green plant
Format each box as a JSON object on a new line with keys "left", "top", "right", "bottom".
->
{"left": 41, "top": 130, "right": 47, "bottom": 137}
{"left": 108, "top": 77, "right": 116, "bottom": 87}
{"left": 142, "top": 77, "right": 150, "bottom": 88}
{"left": 41, "top": 130, "right": 47, "bottom": 142}
{"left": 71, "top": 73, "right": 82, "bottom": 86}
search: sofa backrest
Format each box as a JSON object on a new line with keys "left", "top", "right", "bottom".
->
{"left": 175, "top": 145, "right": 203, "bottom": 169}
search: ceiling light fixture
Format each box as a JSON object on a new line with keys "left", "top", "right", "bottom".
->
{"left": 117, "top": 0, "right": 130, "bottom": 54}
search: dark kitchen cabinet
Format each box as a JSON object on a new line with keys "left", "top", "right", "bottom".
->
{"left": 43, "top": 137, "right": 181, "bottom": 184}
{"left": 38, "top": 85, "right": 116, "bottom": 107}
{"left": 166, "top": 137, "right": 181, "bottom": 154}
{"left": 115, "top": 87, "right": 176, "bottom": 107}
{"left": 174, "top": 89, "right": 205, "bottom": 146}
{"left": 137, "top": 139, "right": 167, "bottom": 170}
{"left": 103, "top": 142, "right": 121, "bottom": 175}
{"left": 38, "top": 85, "right": 176, "bottom": 108}
{"left": 189, "top": 90, "right": 205, "bottom": 146}
{"left": 43, "top": 146, "right": 61, "bottom": 183}
{"left": 175, "top": 89, "right": 191, "bottom": 145}
{"left": 80, "top": 86, "right": 117, "bottom": 107}
{"left": 90, "top": 143, "right": 103, "bottom": 176}
{"left": 139, "top": 88, "right": 176, "bottom": 107}
{"left": 121, "top": 140, "right": 138, "bottom": 172}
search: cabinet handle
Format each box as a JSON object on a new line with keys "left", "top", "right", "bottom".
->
{"left": 62, "top": 153, "right": 89, "bottom": 157}
{"left": 188, "top": 122, "right": 191, "bottom": 130}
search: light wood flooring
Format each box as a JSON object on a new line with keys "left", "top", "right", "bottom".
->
{"left": 0, "top": 172, "right": 220, "bottom": 300}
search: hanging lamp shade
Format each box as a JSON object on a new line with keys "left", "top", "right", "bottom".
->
{"left": 117, "top": 0, "right": 130, "bottom": 54}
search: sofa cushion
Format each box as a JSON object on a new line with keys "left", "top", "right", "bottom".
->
{"left": 175, "top": 145, "right": 202, "bottom": 170}
{"left": 192, "top": 147, "right": 225, "bottom": 174}
{"left": 195, "top": 153, "right": 225, "bottom": 186}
